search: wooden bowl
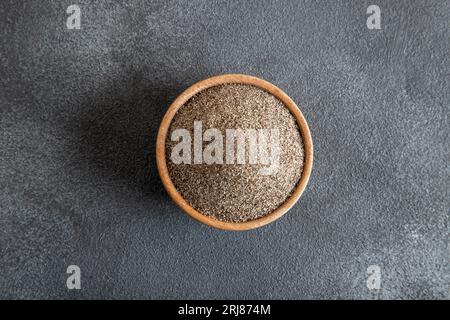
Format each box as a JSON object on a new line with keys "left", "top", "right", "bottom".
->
{"left": 156, "top": 74, "right": 313, "bottom": 231}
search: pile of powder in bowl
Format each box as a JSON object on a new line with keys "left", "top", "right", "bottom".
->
{"left": 165, "top": 84, "right": 304, "bottom": 223}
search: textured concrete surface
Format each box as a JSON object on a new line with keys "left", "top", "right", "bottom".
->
{"left": 0, "top": 0, "right": 448, "bottom": 299}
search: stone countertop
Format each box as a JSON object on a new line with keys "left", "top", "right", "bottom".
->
{"left": 0, "top": 0, "right": 448, "bottom": 299}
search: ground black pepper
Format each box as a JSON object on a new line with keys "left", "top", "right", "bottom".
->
{"left": 166, "top": 84, "right": 304, "bottom": 222}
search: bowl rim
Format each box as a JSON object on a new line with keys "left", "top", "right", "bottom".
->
{"left": 156, "top": 74, "right": 313, "bottom": 231}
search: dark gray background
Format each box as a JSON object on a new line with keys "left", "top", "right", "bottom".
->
{"left": 0, "top": 0, "right": 448, "bottom": 299}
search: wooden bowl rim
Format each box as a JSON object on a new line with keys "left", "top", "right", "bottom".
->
{"left": 156, "top": 74, "right": 313, "bottom": 231}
